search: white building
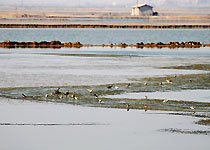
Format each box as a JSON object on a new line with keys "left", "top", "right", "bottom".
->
{"left": 131, "top": 4, "right": 154, "bottom": 16}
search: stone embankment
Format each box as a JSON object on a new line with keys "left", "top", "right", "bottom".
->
{"left": 0, "top": 41, "right": 209, "bottom": 49}
{"left": 0, "top": 23, "right": 210, "bottom": 29}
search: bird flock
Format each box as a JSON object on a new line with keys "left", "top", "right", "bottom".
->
{"left": 21, "top": 74, "right": 196, "bottom": 113}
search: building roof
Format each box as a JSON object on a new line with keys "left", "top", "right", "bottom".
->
{"left": 132, "top": 4, "right": 153, "bottom": 8}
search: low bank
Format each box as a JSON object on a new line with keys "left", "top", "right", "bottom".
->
{"left": 0, "top": 23, "right": 210, "bottom": 29}
{"left": 1, "top": 41, "right": 210, "bottom": 49}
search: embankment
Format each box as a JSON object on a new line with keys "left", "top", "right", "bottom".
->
{"left": 0, "top": 23, "right": 210, "bottom": 29}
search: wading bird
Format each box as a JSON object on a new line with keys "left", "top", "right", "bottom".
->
{"left": 87, "top": 89, "right": 93, "bottom": 93}
{"left": 126, "top": 104, "right": 130, "bottom": 111}
{"left": 125, "top": 83, "right": 130, "bottom": 88}
{"left": 144, "top": 104, "right": 148, "bottom": 112}
{"left": 45, "top": 94, "right": 49, "bottom": 98}
{"left": 98, "top": 99, "right": 104, "bottom": 104}
{"left": 190, "top": 106, "right": 195, "bottom": 114}
{"left": 21, "top": 93, "right": 27, "bottom": 98}
{"left": 94, "top": 93, "right": 99, "bottom": 98}
{"left": 163, "top": 99, "right": 169, "bottom": 103}
{"left": 166, "top": 79, "right": 173, "bottom": 83}
{"left": 72, "top": 94, "right": 78, "bottom": 100}
{"left": 54, "top": 88, "right": 61, "bottom": 95}
{"left": 64, "top": 90, "right": 70, "bottom": 97}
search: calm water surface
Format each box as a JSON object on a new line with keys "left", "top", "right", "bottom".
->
{"left": 0, "top": 28, "right": 210, "bottom": 44}
{"left": 0, "top": 28, "right": 210, "bottom": 150}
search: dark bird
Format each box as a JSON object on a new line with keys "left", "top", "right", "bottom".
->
{"left": 54, "top": 88, "right": 61, "bottom": 95}
{"left": 21, "top": 93, "right": 27, "bottom": 98}
{"left": 126, "top": 104, "right": 130, "bottom": 111}
{"left": 107, "top": 85, "right": 113, "bottom": 89}
{"left": 64, "top": 90, "right": 70, "bottom": 97}
{"left": 94, "top": 93, "right": 99, "bottom": 98}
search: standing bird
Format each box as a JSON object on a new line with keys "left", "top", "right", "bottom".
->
{"left": 54, "top": 88, "right": 61, "bottom": 95}
{"left": 144, "top": 104, "right": 148, "bottom": 112}
{"left": 45, "top": 94, "right": 49, "bottom": 98}
{"left": 166, "top": 79, "right": 173, "bottom": 84}
{"left": 87, "top": 89, "right": 93, "bottom": 93}
{"left": 94, "top": 93, "right": 99, "bottom": 98}
{"left": 190, "top": 106, "right": 195, "bottom": 114}
{"left": 144, "top": 82, "right": 148, "bottom": 86}
{"left": 59, "top": 94, "right": 64, "bottom": 99}
{"left": 71, "top": 94, "right": 78, "bottom": 100}
{"left": 98, "top": 99, "right": 104, "bottom": 104}
{"left": 144, "top": 96, "right": 148, "bottom": 99}
{"left": 64, "top": 90, "right": 70, "bottom": 97}
{"left": 125, "top": 83, "right": 130, "bottom": 88}
{"left": 163, "top": 99, "right": 169, "bottom": 103}
{"left": 50, "top": 92, "right": 53, "bottom": 96}
{"left": 21, "top": 93, "right": 27, "bottom": 98}
{"left": 126, "top": 104, "right": 130, "bottom": 111}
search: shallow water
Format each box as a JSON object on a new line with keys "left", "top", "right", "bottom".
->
{"left": 0, "top": 98, "right": 209, "bottom": 150}
{"left": 0, "top": 47, "right": 210, "bottom": 87}
{"left": 105, "top": 89, "right": 210, "bottom": 103}
{"left": 0, "top": 28, "right": 210, "bottom": 44}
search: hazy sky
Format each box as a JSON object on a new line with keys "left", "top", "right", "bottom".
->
{"left": 0, "top": 0, "right": 209, "bottom": 7}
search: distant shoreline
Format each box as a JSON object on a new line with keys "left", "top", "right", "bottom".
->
{"left": 0, "top": 23, "right": 210, "bottom": 29}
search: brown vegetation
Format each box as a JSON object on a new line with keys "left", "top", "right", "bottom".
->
{"left": 0, "top": 40, "right": 208, "bottom": 49}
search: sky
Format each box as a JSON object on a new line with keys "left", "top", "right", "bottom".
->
{"left": 0, "top": 0, "right": 210, "bottom": 7}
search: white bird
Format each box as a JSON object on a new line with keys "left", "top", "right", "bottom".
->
{"left": 144, "top": 82, "right": 148, "bottom": 86}
{"left": 115, "top": 86, "right": 119, "bottom": 89}
{"left": 87, "top": 89, "right": 93, "bottom": 93}
{"left": 166, "top": 79, "right": 173, "bottom": 83}
{"left": 163, "top": 99, "right": 169, "bottom": 103}
{"left": 59, "top": 94, "right": 64, "bottom": 99}
{"left": 144, "top": 96, "right": 148, "bottom": 99}
{"left": 190, "top": 106, "right": 195, "bottom": 110}
{"left": 45, "top": 94, "right": 49, "bottom": 98}
{"left": 98, "top": 99, "right": 104, "bottom": 104}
